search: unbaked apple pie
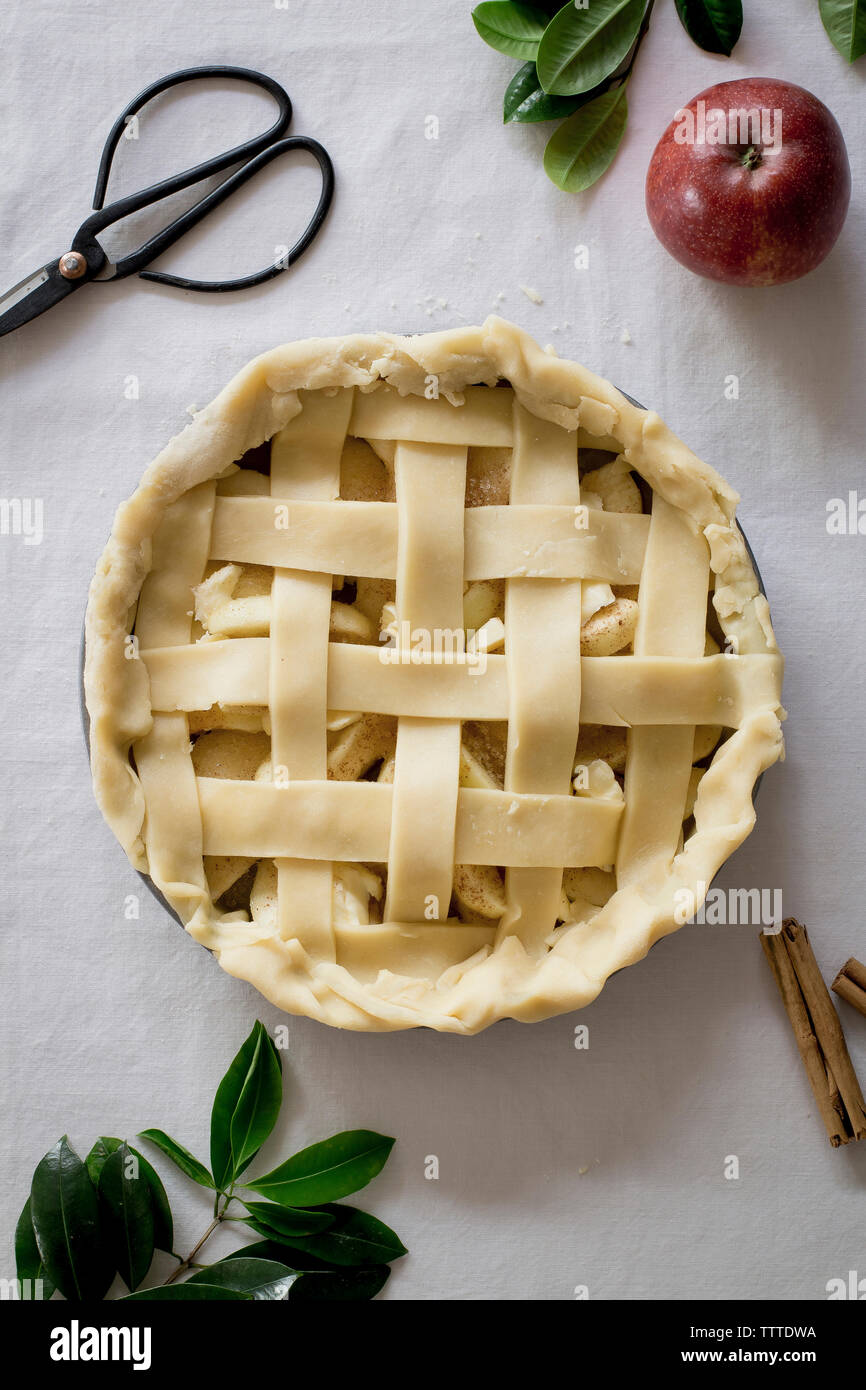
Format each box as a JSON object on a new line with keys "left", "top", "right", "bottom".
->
{"left": 84, "top": 319, "right": 784, "bottom": 1032}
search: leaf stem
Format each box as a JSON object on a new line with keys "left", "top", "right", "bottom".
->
{"left": 164, "top": 1192, "right": 234, "bottom": 1285}
{"left": 616, "top": 0, "right": 656, "bottom": 86}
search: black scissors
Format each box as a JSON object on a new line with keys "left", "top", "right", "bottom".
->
{"left": 0, "top": 65, "right": 334, "bottom": 339}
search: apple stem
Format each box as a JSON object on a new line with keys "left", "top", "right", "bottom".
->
{"left": 742, "top": 145, "right": 763, "bottom": 171}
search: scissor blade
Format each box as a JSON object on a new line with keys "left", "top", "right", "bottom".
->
{"left": 0, "top": 258, "right": 83, "bottom": 339}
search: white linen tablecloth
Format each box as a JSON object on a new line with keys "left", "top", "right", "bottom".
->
{"left": 1, "top": 0, "right": 864, "bottom": 1300}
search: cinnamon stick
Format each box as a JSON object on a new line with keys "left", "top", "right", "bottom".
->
{"left": 831, "top": 958, "right": 866, "bottom": 1020}
{"left": 760, "top": 929, "right": 849, "bottom": 1146}
{"left": 760, "top": 919, "right": 866, "bottom": 1146}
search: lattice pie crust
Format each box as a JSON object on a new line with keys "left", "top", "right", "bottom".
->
{"left": 84, "top": 319, "right": 784, "bottom": 1032}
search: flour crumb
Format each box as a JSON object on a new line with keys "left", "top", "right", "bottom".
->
{"left": 620, "top": 326, "right": 632, "bottom": 344}
{"left": 519, "top": 284, "right": 543, "bottom": 305}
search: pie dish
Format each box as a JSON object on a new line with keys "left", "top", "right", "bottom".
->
{"left": 84, "top": 318, "right": 785, "bottom": 1033}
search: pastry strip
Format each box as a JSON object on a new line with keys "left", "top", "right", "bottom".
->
{"left": 133, "top": 481, "right": 217, "bottom": 922}
{"left": 197, "top": 779, "right": 623, "bottom": 867}
{"left": 144, "top": 643, "right": 782, "bottom": 727}
{"left": 498, "top": 404, "right": 582, "bottom": 953}
{"left": 465, "top": 506, "right": 647, "bottom": 582}
{"left": 350, "top": 383, "right": 513, "bottom": 446}
{"left": 383, "top": 442, "right": 467, "bottom": 922}
{"left": 268, "top": 388, "right": 352, "bottom": 954}
{"left": 210, "top": 496, "right": 649, "bottom": 583}
{"left": 617, "top": 496, "right": 710, "bottom": 882}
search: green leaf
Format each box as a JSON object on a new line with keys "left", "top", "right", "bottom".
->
{"left": 137, "top": 1129, "right": 213, "bottom": 1189}
{"left": 209, "top": 1021, "right": 282, "bottom": 1192}
{"left": 223, "top": 1238, "right": 308, "bottom": 1263}
{"left": 537, "top": 0, "right": 645, "bottom": 95}
{"left": 30, "top": 1137, "right": 115, "bottom": 1300}
{"left": 14, "top": 1199, "right": 55, "bottom": 1300}
{"left": 245, "top": 1130, "right": 395, "bottom": 1208}
{"left": 87, "top": 1138, "right": 173, "bottom": 1253}
{"left": 674, "top": 0, "right": 743, "bottom": 55}
{"left": 132, "top": 1151, "right": 173, "bottom": 1253}
{"left": 472, "top": 1, "right": 548, "bottom": 59}
{"left": 122, "top": 1283, "right": 251, "bottom": 1301}
{"left": 240, "top": 1200, "right": 335, "bottom": 1238}
{"left": 211, "top": 1025, "right": 259, "bottom": 1191}
{"left": 543, "top": 82, "right": 629, "bottom": 192}
{"left": 230, "top": 1031, "right": 282, "bottom": 1176}
{"left": 188, "top": 1257, "right": 297, "bottom": 1300}
{"left": 290, "top": 1266, "right": 391, "bottom": 1301}
{"left": 84, "top": 1136, "right": 118, "bottom": 1189}
{"left": 14, "top": 1199, "right": 42, "bottom": 1283}
{"left": 223, "top": 1240, "right": 391, "bottom": 1298}
{"left": 504, "top": 60, "right": 593, "bottom": 122}
{"left": 242, "top": 1216, "right": 296, "bottom": 1245}
{"left": 277, "top": 1204, "right": 407, "bottom": 1267}
{"left": 97, "top": 1144, "right": 155, "bottom": 1292}
{"left": 241, "top": 1216, "right": 344, "bottom": 1252}
{"left": 819, "top": 0, "right": 866, "bottom": 61}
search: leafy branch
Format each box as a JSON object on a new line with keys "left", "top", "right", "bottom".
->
{"left": 15, "top": 1021, "right": 405, "bottom": 1302}
{"left": 472, "top": 0, "right": 744, "bottom": 192}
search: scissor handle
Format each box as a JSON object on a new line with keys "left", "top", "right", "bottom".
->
{"left": 71, "top": 65, "right": 333, "bottom": 290}
{"left": 138, "top": 136, "right": 334, "bottom": 291}
{"left": 90, "top": 65, "right": 293, "bottom": 214}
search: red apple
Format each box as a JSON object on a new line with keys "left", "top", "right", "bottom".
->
{"left": 645, "top": 77, "right": 851, "bottom": 287}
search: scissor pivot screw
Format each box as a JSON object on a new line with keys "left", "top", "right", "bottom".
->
{"left": 58, "top": 252, "right": 87, "bottom": 280}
